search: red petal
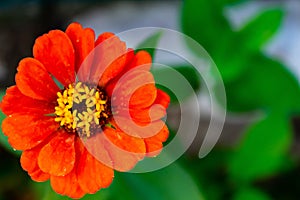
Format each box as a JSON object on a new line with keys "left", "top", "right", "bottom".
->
{"left": 1, "top": 86, "right": 54, "bottom": 116}
{"left": 38, "top": 130, "right": 75, "bottom": 176}
{"left": 50, "top": 169, "right": 85, "bottom": 199}
{"left": 122, "top": 89, "right": 169, "bottom": 123}
{"left": 104, "top": 124, "right": 146, "bottom": 154}
{"left": 155, "top": 89, "right": 170, "bottom": 109}
{"left": 15, "top": 58, "right": 60, "bottom": 101}
{"left": 21, "top": 145, "right": 50, "bottom": 182}
{"left": 80, "top": 132, "right": 113, "bottom": 169}
{"left": 33, "top": 30, "right": 75, "bottom": 87}
{"left": 118, "top": 89, "right": 169, "bottom": 123}
{"left": 104, "top": 139, "right": 141, "bottom": 172}
{"left": 1, "top": 114, "right": 58, "bottom": 150}
{"left": 130, "top": 83, "right": 157, "bottom": 108}
{"left": 98, "top": 53, "right": 128, "bottom": 86}
{"left": 102, "top": 124, "right": 145, "bottom": 172}
{"left": 144, "top": 124, "right": 169, "bottom": 157}
{"left": 127, "top": 50, "right": 152, "bottom": 71}
{"left": 89, "top": 33, "right": 127, "bottom": 85}
{"left": 109, "top": 69, "right": 156, "bottom": 110}
{"left": 104, "top": 50, "right": 151, "bottom": 96}
{"left": 65, "top": 22, "right": 95, "bottom": 72}
{"left": 77, "top": 146, "right": 114, "bottom": 193}
{"left": 95, "top": 32, "right": 115, "bottom": 45}
{"left": 116, "top": 105, "right": 166, "bottom": 124}
{"left": 112, "top": 116, "right": 166, "bottom": 139}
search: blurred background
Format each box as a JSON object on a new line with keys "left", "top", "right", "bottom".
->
{"left": 0, "top": 0, "right": 300, "bottom": 199}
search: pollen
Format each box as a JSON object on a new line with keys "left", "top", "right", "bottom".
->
{"left": 54, "top": 82, "right": 111, "bottom": 137}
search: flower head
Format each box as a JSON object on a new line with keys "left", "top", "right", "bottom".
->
{"left": 0, "top": 22, "right": 169, "bottom": 198}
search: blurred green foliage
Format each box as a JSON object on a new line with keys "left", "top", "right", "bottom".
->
{"left": 182, "top": 0, "right": 300, "bottom": 199}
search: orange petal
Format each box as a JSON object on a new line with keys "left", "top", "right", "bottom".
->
{"left": 109, "top": 69, "right": 156, "bottom": 110}
{"left": 124, "top": 89, "right": 169, "bottom": 123}
{"left": 104, "top": 50, "right": 151, "bottom": 97}
{"left": 95, "top": 32, "right": 115, "bottom": 45}
{"left": 98, "top": 52, "right": 128, "bottom": 87}
{"left": 130, "top": 105, "right": 166, "bottom": 124}
{"left": 127, "top": 50, "right": 152, "bottom": 71}
{"left": 90, "top": 33, "right": 127, "bottom": 85}
{"left": 38, "top": 130, "right": 75, "bottom": 176}
{"left": 104, "top": 124, "right": 146, "bottom": 154}
{"left": 112, "top": 116, "right": 166, "bottom": 139}
{"left": 33, "top": 30, "right": 75, "bottom": 87}
{"left": 155, "top": 89, "right": 170, "bottom": 109}
{"left": 15, "top": 58, "right": 60, "bottom": 101}
{"left": 50, "top": 168, "right": 85, "bottom": 199}
{"left": 122, "top": 89, "right": 169, "bottom": 123}
{"left": 2, "top": 114, "right": 58, "bottom": 150}
{"left": 77, "top": 147, "right": 114, "bottom": 193}
{"left": 80, "top": 132, "right": 113, "bottom": 169}
{"left": 103, "top": 124, "right": 145, "bottom": 172}
{"left": 65, "top": 22, "right": 95, "bottom": 72}
{"left": 21, "top": 145, "right": 50, "bottom": 182}
{"left": 1, "top": 86, "right": 54, "bottom": 116}
{"left": 115, "top": 106, "right": 165, "bottom": 124}
{"left": 129, "top": 83, "right": 157, "bottom": 108}
{"left": 144, "top": 124, "right": 169, "bottom": 157}
{"left": 104, "top": 139, "right": 141, "bottom": 172}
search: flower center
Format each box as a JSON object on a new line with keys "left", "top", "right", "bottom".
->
{"left": 54, "top": 82, "right": 112, "bottom": 138}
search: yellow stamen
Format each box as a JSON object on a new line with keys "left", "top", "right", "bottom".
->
{"left": 54, "top": 82, "right": 111, "bottom": 137}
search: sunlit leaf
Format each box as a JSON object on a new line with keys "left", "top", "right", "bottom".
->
{"left": 238, "top": 8, "right": 284, "bottom": 51}
{"left": 228, "top": 113, "right": 293, "bottom": 182}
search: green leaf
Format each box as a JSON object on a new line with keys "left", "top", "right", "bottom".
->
{"left": 0, "top": 90, "right": 21, "bottom": 156}
{"left": 110, "top": 162, "right": 204, "bottom": 200}
{"left": 233, "top": 187, "right": 271, "bottom": 200}
{"left": 224, "top": 54, "right": 300, "bottom": 113}
{"left": 238, "top": 8, "right": 284, "bottom": 51}
{"left": 212, "top": 36, "right": 253, "bottom": 83}
{"left": 212, "top": 8, "right": 283, "bottom": 82}
{"left": 181, "top": 0, "right": 253, "bottom": 83}
{"left": 181, "top": 0, "right": 233, "bottom": 54}
{"left": 228, "top": 113, "right": 293, "bottom": 183}
{"left": 151, "top": 65, "right": 201, "bottom": 103}
{"left": 135, "top": 31, "right": 163, "bottom": 60}
{"left": 181, "top": 2, "right": 285, "bottom": 84}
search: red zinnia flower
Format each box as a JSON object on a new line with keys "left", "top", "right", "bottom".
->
{"left": 0, "top": 22, "right": 169, "bottom": 198}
